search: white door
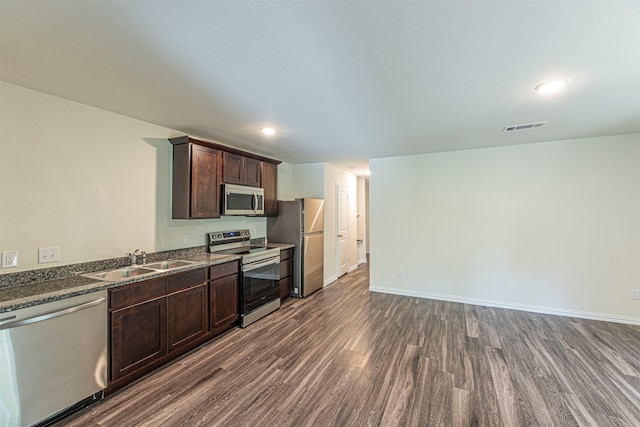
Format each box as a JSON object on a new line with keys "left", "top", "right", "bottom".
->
{"left": 337, "top": 183, "right": 349, "bottom": 277}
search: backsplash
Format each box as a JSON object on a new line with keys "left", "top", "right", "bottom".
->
{"left": 0, "top": 245, "right": 208, "bottom": 289}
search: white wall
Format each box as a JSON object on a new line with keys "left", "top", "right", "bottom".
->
{"left": 323, "top": 164, "right": 358, "bottom": 284}
{"left": 370, "top": 133, "right": 640, "bottom": 324}
{"left": 277, "top": 162, "right": 294, "bottom": 201}
{"left": 365, "top": 179, "right": 370, "bottom": 254}
{"left": 291, "top": 163, "right": 358, "bottom": 286}
{"left": 357, "top": 177, "right": 367, "bottom": 264}
{"left": 291, "top": 163, "right": 324, "bottom": 199}
{"left": 0, "top": 82, "right": 268, "bottom": 273}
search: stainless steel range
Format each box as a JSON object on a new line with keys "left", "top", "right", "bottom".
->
{"left": 208, "top": 229, "right": 281, "bottom": 327}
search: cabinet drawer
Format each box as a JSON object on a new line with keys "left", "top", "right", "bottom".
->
{"left": 280, "top": 257, "right": 293, "bottom": 279}
{"left": 209, "top": 261, "right": 239, "bottom": 281}
{"left": 167, "top": 268, "right": 206, "bottom": 293}
{"left": 110, "top": 278, "right": 167, "bottom": 310}
{"left": 280, "top": 248, "right": 293, "bottom": 261}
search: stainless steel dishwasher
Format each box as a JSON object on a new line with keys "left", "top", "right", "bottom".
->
{"left": 0, "top": 290, "right": 107, "bottom": 427}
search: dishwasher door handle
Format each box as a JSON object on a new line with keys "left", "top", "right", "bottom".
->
{"left": 0, "top": 297, "right": 106, "bottom": 330}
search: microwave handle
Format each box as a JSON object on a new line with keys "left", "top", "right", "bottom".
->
{"left": 253, "top": 191, "right": 258, "bottom": 212}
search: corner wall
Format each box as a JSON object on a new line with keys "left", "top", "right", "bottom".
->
{"left": 0, "top": 82, "right": 268, "bottom": 273}
{"left": 323, "top": 164, "right": 358, "bottom": 284}
{"left": 369, "top": 133, "right": 640, "bottom": 324}
{"left": 357, "top": 177, "right": 368, "bottom": 264}
{"left": 291, "top": 162, "right": 358, "bottom": 286}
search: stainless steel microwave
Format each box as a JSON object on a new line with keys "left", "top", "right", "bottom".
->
{"left": 222, "top": 184, "right": 264, "bottom": 216}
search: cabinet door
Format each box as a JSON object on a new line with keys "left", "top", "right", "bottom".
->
{"left": 243, "top": 157, "right": 262, "bottom": 187}
{"left": 168, "top": 284, "right": 208, "bottom": 352}
{"left": 110, "top": 297, "right": 167, "bottom": 382}
{"left": 279, "top": 250, "right": 293, "bottom": 300}
{"left": 191, "top": 145, "right": 220, "bottom": 218}
{"left": 210, "top": 274, "right": 239, "bottom": 330}
{"left": 279, "top": 276, "right": 292, "bottom": 300}
{"left": 261, "top": 162, "right": 278, "bottom": 216}
{"left": 222, "top": 152, "right": 243, "bottom": 185}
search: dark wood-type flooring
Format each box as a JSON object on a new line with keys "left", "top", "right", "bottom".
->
{"left": 60, "top": 262, "right": 640, "bottom": 426}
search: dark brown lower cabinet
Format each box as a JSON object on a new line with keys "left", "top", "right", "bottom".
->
{"left": 279, "top": 248, "right": 294, "bottom": 300}
{"left": 209, "top": 262, "right": 240, "bottom": 333}
{"left": 168, "top": 283, "right": 208, "bottom": 352}
{"left": 108, "top": 263, "right": 239, "bottom": 393}
{"left": 210, "top": 275, "right": 239, "bottom": 330}
{"left": 110, "top": 296, "right": 167, "bottom": 382}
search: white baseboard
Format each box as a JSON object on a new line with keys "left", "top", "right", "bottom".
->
{"left": 324, "top": 275, "right": 337, "bottom": 287}
{"left": 369, "top": 286, "right": 640, "bottom": 326}
{"left": 348, "top": 265, "right": 358, "bottom": 273}
{"left": 358, "top": 258, "right": 368, "bottom": 265}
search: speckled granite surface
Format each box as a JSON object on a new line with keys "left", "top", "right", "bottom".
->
{"left": 0, "top": 250, "right": 241, "bottom": 313}
{"left": 267, "top": 242, "right": 296, "bottom": 250}
{"left": 0, "top": 245, "right": 211, "bottom": 289}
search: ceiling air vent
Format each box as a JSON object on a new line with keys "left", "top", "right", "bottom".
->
{"left": 503, "top": 121, "right": 548, "bottom": 132}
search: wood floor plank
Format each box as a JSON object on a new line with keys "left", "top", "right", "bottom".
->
{"left": 57, "top": 261, "right": 640, "bottom": 427}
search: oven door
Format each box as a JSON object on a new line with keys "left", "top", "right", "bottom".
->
{"left": 242, "top": 259, "right": 280, "bottom": 314}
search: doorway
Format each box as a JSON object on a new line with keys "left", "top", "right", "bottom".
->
{"left": 336, "top": 183, "right": 349, "bottom": 277}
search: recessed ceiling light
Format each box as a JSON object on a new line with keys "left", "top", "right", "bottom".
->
{"left": 534, "top": 78, "right": 570, "bottom": 94}
{"left": 261, "top": 127, "right": 277, "bottom": 136}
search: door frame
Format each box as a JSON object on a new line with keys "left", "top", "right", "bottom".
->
{"left": 336, "top": 182, "right": 349, "bottom": 278}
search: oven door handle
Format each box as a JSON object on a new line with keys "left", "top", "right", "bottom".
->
{"left": 243, "top": 258, "right": 280, "bottom": 272}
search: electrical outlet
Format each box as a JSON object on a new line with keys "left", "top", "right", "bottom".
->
{"left": 2, "top": 251, "right": 18, "bottom": 268}
{"left": 183, "top": 233, "right": 190, "bottom": 244}
{"left": 398, "top": 268, "right": 405, "bottom": 278}
{"left": 38, "top": 246, "right": 60, "bottom": 264}
{"left": 632, "top": 289, "right": 640, "bottom": 300}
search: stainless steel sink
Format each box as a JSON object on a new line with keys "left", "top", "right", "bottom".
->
{"left": 83, "top": 260, "right": 198, "bottom": 281}
{"left": 84, "top": 266, "right": 158, "bottom": 281}
{"left": 144, "top": 260, "right": 197, "bottom": 270}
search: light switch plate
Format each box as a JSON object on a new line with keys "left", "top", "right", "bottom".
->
{"left": 38, "top": 246, "right": 61, "bottom": 264}
{"left": 2, "top": 251, "right": 18, "bottom": 268}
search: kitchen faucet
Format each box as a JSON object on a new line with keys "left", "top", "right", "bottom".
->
{"left": 127, "top": 249, "right": 139, "bottom": 266}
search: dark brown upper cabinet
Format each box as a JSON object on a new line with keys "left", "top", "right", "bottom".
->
{"left": 170, "top": 141, "right": 221, "bottom": 219}
{"left": 261, "top": 161, "right": 278, "bottom": 217}
{"left": 169, "top": 136, "right": 280, "bottom": 219}
{"left": 222, "top": 152, "right": 261, "bottom": 187}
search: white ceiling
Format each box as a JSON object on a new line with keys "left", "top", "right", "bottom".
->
{"left": 2, "top": 1, "right": 639, "bottom": 176}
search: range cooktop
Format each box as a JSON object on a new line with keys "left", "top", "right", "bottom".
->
{"left": 213, "top": 245, "right": 273, "bottom": 256}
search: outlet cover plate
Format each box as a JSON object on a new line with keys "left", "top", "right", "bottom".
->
{"left": 2, "top": 251, "right": 18, "bottom": 268}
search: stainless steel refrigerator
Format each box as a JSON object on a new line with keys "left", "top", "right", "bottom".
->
{"left": 268, "top": 199, "right": 324, "bottom": 297}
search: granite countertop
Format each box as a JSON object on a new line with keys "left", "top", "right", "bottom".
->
{"left": 267, "top": 242, "right": 296, "bottom": 250}
{"left": 0, "top": 252, "right": 241, "bottom": 313}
